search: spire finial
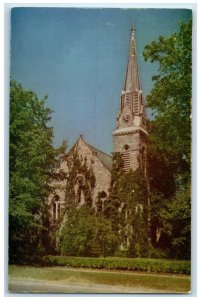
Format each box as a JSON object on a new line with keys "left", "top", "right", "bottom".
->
{"left": 131, "top": 25, "right": 135, "bottom": 38}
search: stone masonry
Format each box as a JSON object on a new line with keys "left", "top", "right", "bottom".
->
{"left": 48, "top": 136, "right": 112, "bottom": 225}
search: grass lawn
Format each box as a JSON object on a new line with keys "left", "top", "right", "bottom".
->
{"left": 8, "top": 265, "right": 191, "bottom": 294}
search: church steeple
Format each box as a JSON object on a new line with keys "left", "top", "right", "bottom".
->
{"left": 119, "top": 25, "right": 146, "bottom": 119}
{"left": 113, "top": 25, "right": 148, "bottom": 173}
{"left": 124, "top": 25, "right": 141, "bottom": 93}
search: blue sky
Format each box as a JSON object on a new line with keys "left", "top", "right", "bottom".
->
{"left": 11, "top": 8, "right": 192, "bottom": 155}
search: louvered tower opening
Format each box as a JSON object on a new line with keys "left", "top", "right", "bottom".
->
{"left": 133, "top": 92, "right": 139, "bottom": 115}
{"left": 122, "top": 145, "right": 130, "bottom": 173}
{"left": 125, "top": 93, "right": 131, "bottom": 108}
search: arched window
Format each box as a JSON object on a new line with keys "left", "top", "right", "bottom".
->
{"left": 75, "top": 174, "right": 85, "bottom": 204}
{"left": 100, "top": 191, "right": 107, "bottom": 199}
{"left": 96, "top": 191, "right": 107, "bottom": 212}
{"left": 53, "top": 202, "right": 56, "bottom": 221}
{"left": 77, "top": 187, "right": 81, "bottom": 203}
{"left": 135, "top": 204, "right": 143, "bottom": 217}
{"left": 122, "top": 145, "right": 130, "bottom": 173}
{"left": 52, "top": 195, "right": 61, "bottom": 223}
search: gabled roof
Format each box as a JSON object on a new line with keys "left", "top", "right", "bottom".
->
{"left": 68, "top": 136, "right": 113, "bottom": 172}
{"left": 86, "top": 142, "right": 112, "bottom": 172}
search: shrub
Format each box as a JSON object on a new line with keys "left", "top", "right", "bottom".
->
{"left": 57, "top": 207, "right": 118, "bottom": 257}
{"left": 40, "top": 256, "right": 190, "bottom": 274}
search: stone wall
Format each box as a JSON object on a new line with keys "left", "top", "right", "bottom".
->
{"left": 48, "top": 137, "right": 111, "bottom": 225}
{"left": 113, "top": 131, "right": 140, "bottom": 171}
{"left": 75, "top": 138, "right": 111, "bottom": 206}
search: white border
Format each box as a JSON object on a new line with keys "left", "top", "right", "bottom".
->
{"left": 2, "top": 1, "right": 199, "bottom": 300}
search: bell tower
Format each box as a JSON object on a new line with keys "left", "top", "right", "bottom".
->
{"left": 113, "top": 26, "right": 148, "bottom": 173}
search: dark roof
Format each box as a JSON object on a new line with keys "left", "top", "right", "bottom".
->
{"left": 67, "top": 137, "right": 113, "bottom": 172}
{"left": 86, "top": 143, "right": 112, "bottom": 172}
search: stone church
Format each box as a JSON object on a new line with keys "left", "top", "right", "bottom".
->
{"left": 48, "top": 26, "right": 148, "bottom": 226}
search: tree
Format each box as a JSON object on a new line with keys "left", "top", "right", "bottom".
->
{"left": 58, "top": 206, "right": 118, "bottom": 257}
{"left": 164, "top": 184, "right": 191, "bottom": 259}
{"left": 143, "top": 20, "right": 192, "bottom": 184}
{"left": 104, "top": 152, "right": 123, "bottom": 233}
{"left": 9, "top": 80, "right": 66, "bottom": 261}
{"left": 106, "top": 152, "right": 149, "bottom": 257}
{"left": 118, "top": 170, "right": 149, "bottom": 257}
{"left": 143, "top": 19, "right": 192, "bottom": 257}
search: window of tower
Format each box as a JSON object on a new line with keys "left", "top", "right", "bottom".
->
{"left": 133, "top": 92, "right": 139, "bottom": 114}
{"left": 122, "top": 145, "right": 130, "bottom": 173}
{"left": 125, "top": 93, "right": 131, "bottom": 108}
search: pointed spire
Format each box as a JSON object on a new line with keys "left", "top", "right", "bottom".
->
{"left": 131, "top": 24, "right": 135, "bottom": 38}
{"left": 124, "top": 25, "right": 141, "bottom": 93}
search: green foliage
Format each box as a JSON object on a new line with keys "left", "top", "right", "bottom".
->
{"left": 106, "top": 151, "right": 149, "bottom": 257}
{"left": 104, "top": 152, "right": 123, "bottom": 232}
{"left": 56, "top": 147, "right": 118, "bottom": 258}
{"left": 9, "top": 80, "right": 66, "bottom": 261}
{"left": 143, "top": 20, "right": 192, "bottom": 259}
{"left": 164, "top": 185, "right": 191, "bottom": 259}
{"left": 41, "top": 255, "right": 191, "bottom": 275}
{"left": 57, "top": 206, "right": 118, "bottom": 257}
{"left": 118, "top": 170, "right": 149, "bottom": 257}
{"left": 143, "top": 19, "right": 191, "bottom": 179}
{"left": 148, "top": 186, "right": 191, "bottom": 259}
{"left": 64, "top": 150, "right": 95, "bottom": 210}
